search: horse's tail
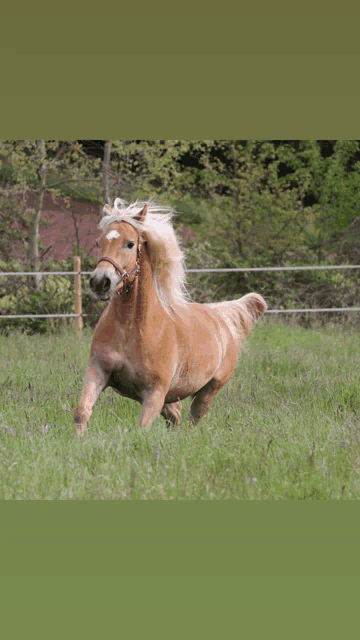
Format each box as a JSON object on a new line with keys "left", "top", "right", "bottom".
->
{"left": 238, "top": 292, "right": 267, "bottom": 326}
{"left": 229, "top": 292, "right": 267, "bottom": 346}
{"left": 207, "top": 292, "right": 267, "bottom": 348}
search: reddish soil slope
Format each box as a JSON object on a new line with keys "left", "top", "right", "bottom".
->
{"left": 4, "top": 194, "right": 196, "bottom": 267}
{"left": 40, "top": 197, "right": 100, "bottom": 262}
{"left": 6, "top": 195, "right": 100, "bottom": 266}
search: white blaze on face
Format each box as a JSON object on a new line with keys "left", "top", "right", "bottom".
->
{"left": 106, "top": 230, "right": 120, "bottom": 241}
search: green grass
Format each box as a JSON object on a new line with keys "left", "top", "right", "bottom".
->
{"left": 1, "top": 319, "right": 359, "bottom": 499}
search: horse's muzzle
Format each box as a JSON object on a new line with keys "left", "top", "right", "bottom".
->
{"left": 89, "top": 272, "right": 112, "bottom": 298}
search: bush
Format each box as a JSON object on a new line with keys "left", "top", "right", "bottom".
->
{"left": 0, "top": 253, "right": 104, "bottom": 334}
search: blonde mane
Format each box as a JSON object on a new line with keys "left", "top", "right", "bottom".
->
{"left": 99, "top": 198, "right": 188, "bottom": 315}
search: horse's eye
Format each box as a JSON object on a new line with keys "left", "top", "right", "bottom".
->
{"left": 95, "top": 241, "right": 99, "bottom": 248}
{"left": 127, "top": 241, "right": 135, "bottom": 249}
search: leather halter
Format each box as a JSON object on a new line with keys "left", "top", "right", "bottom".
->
{"left": 96, "top": 242, "right": 142, "bottom": 296}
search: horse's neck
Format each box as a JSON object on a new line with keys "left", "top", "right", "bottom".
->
{"left": 113, "top": 251, "right": 163, "bottom": 327}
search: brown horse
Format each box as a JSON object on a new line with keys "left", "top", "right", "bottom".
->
{"left": 74, "top": 199, "right": 267, "bottom": 434}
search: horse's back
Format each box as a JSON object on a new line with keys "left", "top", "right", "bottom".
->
{"left": 189, "top": 292, "right": 267, "bottom": 352}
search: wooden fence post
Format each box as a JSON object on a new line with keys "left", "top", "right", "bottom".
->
{"left": 74, "top": 256, "right": 83, "bottom": 331}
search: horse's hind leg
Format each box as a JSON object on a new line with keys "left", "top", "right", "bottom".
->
{"left": 161, "top": 400, "right": 181, "bottom": 427}
{"left": 189, "top": 378, "right": 224, "bottom": 425}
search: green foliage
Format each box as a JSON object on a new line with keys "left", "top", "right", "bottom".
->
{"left": 1, "top": 139, "right": 360, "bottom": 331}
{"left": 172, "top": 140, "right": 360, "bottom": 313}
{"left": 310, "top": 141, "right": 360, "bottom": 262}
{"left": 1, "top": 140, "right": 100, "bottom": 191}
{"left": 0, "top": 250, "right": 104, "bottom": 334}
{"left": 109, "top": 140, "right": 192, "bottom": 200}
{"left": 0, "top": 267, "right": 74, "bottom": 334}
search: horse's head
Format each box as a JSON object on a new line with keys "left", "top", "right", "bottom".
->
{"left": 89, "top": 204, "right": 147, "bottom": 300}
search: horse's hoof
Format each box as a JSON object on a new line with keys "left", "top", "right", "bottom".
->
{"left": 75, "top": 424, "right": 86, "bottom": 436}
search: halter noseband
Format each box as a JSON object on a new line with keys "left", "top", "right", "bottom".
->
{"left": 96, "top": 242, "right": 142, "bottom": 296}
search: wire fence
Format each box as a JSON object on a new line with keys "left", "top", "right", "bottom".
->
{"left": 0, "top": 263, "right": 359, "bottom": 321}
{"left": 2, "top": 264, "right": 360, "bottom": 276}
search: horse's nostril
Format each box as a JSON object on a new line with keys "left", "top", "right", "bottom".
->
{"left": 102, "top": 277, "right": 111, "bottom": 292}
{"left": 90, "top": 274, "right": 111, "bottom": 295}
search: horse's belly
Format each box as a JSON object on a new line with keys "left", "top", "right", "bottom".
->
{"left": 165, "top": 385, "right": 197, "bottom": 403}
{"left": 108, "top": 356, "right": 168, "bottom": 403}
{"left": 166, "top": 367, "right": 217, "bottom": 403}
{"left": 108, "top": 367, "right": 144, "bottom": 403}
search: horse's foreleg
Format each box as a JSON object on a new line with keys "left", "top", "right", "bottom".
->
{"left": 74, "top": 363, "right": 109, "bottom": 435}
{"left": 138, "top": 387, "right": 166, "bottom": 431}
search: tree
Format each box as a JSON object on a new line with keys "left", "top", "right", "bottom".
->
{"left": 100, "top": 140, "right": 112, "bottom": 214}
{"left": 0, "top": 140, "right": 100, "bottom": 288}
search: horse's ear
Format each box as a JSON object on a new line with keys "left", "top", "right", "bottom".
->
{"left": 133, "top": 204, "right": 148, "bottom": 223}
{"left": 102, "top": 203, "right": 112, "bottom": 217}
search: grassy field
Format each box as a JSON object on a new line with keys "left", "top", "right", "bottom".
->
{"left": 1, "top": 318, "right": 359, "bottom": 499}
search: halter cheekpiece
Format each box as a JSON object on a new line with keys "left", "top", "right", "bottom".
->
{"left": 96, "top": 242, "right": 142, "bottom": 296}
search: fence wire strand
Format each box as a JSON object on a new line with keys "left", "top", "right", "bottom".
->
{"left": 1, "top": 264, "right": 359, "bottom": 319}
{"left": 1, "top": 265, "right": 360, "bottom": 276}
